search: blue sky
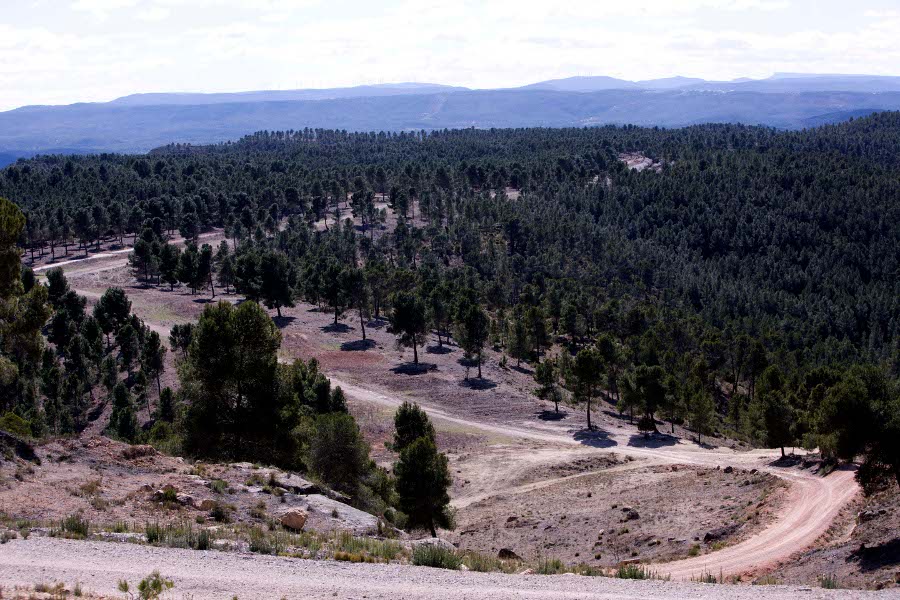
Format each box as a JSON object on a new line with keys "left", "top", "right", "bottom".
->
{"left": 2, "top": 0, "right": 900, "bottom": 111}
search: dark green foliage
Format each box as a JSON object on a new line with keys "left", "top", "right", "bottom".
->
{"left": 392, "top": 401, "right": 435, "bottom": 452}
{"left": 180, "top": 301, "right": 282, "bottom": 461}
{"left": 395, "top": 437, "right": 453, "bottom": 537}
{"left": 389, "top": 291, "right": 427, "bottom": 365}
{"left": 109, "top": 383, "right": 138, "bottom": 442}
{"left": 308, "top": 412, "right": 371, "bottom": 497}
{"left": 818, "top": 366, "right": 900, "bottom": 493}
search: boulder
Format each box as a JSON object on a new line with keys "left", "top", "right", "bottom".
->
{"left": 276, "top": 473, "right": 320, "bottom": 495}
{"left": 858, "top": 510, "right": 878, "bottom": 523}
{"left": 411, "top": 537, "right": 456, "bottom": 552}
{"left": 624, "top": 509, "right": 640, "bottom": 521}
{"left": 703, "top": 523, "right": 740, "bottom": 543}
{"left": 280, "top": 508, "right": 309, "bottom": 531}
{"left": 122, "top": 445, "right": 156, "bottom": 460}
{"left": 198, "top": 499, "right": 217, "bottom": 511}
{"left": 175, "top": 493, "right": 196, "bottom": 507}
{"left": 498, "top": 548, "right": 522, "bottom": 561}
{"left": 723, "top": 466, "right": 734, "bottom": 474}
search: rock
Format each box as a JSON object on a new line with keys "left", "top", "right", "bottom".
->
{"left": 411, "top": 538, "right": 456, "bottom": 552}
{"left": 624, "top": 509, "right": 640, "bottom": 521}
{"left": 723, "top": 466, "right": 734, "bottom": 474}
{"left": 670, "top": 465, "right": 678, "bottom": 472}
{"left": 122, "top": 445, "right": 156, "bottom": 460}
{"left": 176, "top": 493, "right": 196, "bottom": 507}
{"left": 280, "top": 508, "right": 309, "bottom": 531}
{"left": 750, "top": 468, "right": 758, "bottom": 474}
{"left": 498, "top": 548, "right": 522, "bottom": 560}
{"left": 703, "top": 523, "right": 740, "bottom": 543}
{"left": 276, "top": 473, "right": 320, "bottom": 495}
{"left": 301, "top": 494, "right": 378, "bottom": 535}
{"left": 858, "top": 510, "right": 877, "bottom": 523}
{"left": 518, "top": 569, "right": 534, "bottom": 575}
{"left": 198, "top": 499, "right": 217, "bottom": 511}
{"left": 620, "top": 506, "right": 634, "bottom": 513}
{"left": 506, "top": 516, "right": 518, "bottom": 523}
{"left": 459, "top": 564, "right": 469, "bottom": 571}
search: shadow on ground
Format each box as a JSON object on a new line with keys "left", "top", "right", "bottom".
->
{"left": 426, "top": 345, "right": 453, "bottom": 355}
{"left": 459, "top": 378, "right": 497, "bottom": 390}
{"left": 574, "top": 428, "right": 617, "bottom": 449}
{"left": 627, "top": 433, "right": 678, "bottom": 448}
{"left": 322, "top": 322, "right": 352, "bottom": 333}
{"left": 536, "top": 409, "right": 568, "bottom": 421}
{"left": 273, "top": 316, "right": 296, "bottom": 329}
{"left": 391, "top": 362, "right": 437, "bottom": 375}
{"left": 341, "top": 339, "right": 375, "bottom": 351}
{"left": 852, "top": 538, "right": 900, "bottom": 571}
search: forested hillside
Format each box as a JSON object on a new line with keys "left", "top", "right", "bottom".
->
{"left": 2, "top": 114, "right": 898, "bottom": 493}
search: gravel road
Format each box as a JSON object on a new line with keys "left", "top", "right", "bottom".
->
{"left": 1, "top": 537, "right": 893, "bottom": 600}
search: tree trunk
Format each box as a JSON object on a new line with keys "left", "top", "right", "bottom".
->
{"left": 412, "top": 338, "right": 419, "bottom": 365}
{"left": 156, "top": 374, "right": 162, "bottom": 395}
{"left": 586, "top": 396, "right": 592, "bottom": 430}
{"left": 359, "top": 307, "right": 366, "bottom": 341}
{"left": 477, "top": 349, "right": 482, "bottom": 378}
{"left": 429, "top": 520, "right": 436, "bottom": 538}
{"left": 781, "top": 446, "right": 785, "bottom": 458}
{"left": 277, "top": 305, "right": 282, "bottom": 318}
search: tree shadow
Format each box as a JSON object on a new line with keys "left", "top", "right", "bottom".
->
{"left": 536, "top": 409, "right": 568, "bottom": 421}
{"left": 273, "top": 316, "right": 296, "bottom": 329}
{"left": 459, "top": 378, "right": 497, "bottom": 390}
{"left": 192, "top": 298, "right": 215, "bottom": 304}
{"left": 391, "top": 362, "right": 437, "bottom": 375}
{"left": 852, "top": 538, "right": 900, "bottom": 571}
{"left": 367, "top": 318, "right": 388, "bottom": 330}
{"left": 767, "top": 454, "right": 804, "bottom": 468}
{"left": 87, "top": 401, "right": 106, "bottom": 423}
{"left": 573, "top": 428, "right": 617, "bottom": 449}
{"left": 322, "top": 322, "right": 352, "bottom": 333}
{"left": 426, "top": 345, "right": 453, "bottom": 354}
{"left": 627, "top": 433, "right": 678, "bottom": 448}
{"left": 341, "top": 339, "right": 375, "bottom": 351}
{"left": 510, "top": 364, "right": 534, "bottom": 376}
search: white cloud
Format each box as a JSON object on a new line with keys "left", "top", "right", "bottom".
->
{"left": 1, "top": 0, "right": 898, "bottom": 111}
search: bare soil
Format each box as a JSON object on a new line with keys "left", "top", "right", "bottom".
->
{"left": 3, "top": 224, "right": 874, "bottom": 591}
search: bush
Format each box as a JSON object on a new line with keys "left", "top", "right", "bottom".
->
{"left": 308, "top": 413, "right": 371, "bottom": 497}
{"left": 535, "top": 557, "right": 565, "bottom": 575}
{"left": 0, "top": 412, "right": 31, "bottom": 438}
{"left": 411, "top": 544, "right": 462, "bottom": 570}
{"left": 57, "top": 514, "right": 89, "bottom": 539}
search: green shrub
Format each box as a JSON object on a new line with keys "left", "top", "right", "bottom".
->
{"left": 412, "top": 544, "right": 462, "bottom": 570}
{"left": 820, "top": 574, "right": 840, "bottom": 589}
{"left": 58, "top": 514, "right": 89, "bottom": 539}
{"left": 535, "top": 557, "right": 565, "bottom": 575}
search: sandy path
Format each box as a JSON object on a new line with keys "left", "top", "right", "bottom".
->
{"left": 330, "top": 376, "right": 860, "bottom": 581}
{"left": 52, "top": 255, "right": 862, "bottom": 585}
{"left": 0, "top": 538, "right": 887, "bottom": 600}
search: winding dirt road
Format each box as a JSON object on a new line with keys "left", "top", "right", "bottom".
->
{"left": 34, "top": 247, "right": 863, "bottom": 586}
{"left": 331, "top": 377, "right": 860, "bottom": 581}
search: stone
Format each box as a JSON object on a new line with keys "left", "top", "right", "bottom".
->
{"left": 624, "top": 509, "right": 640, "bottom": 521}
{"left": 723, "top": 466, "right": 734, "bottom": 474}
{"left": 411, "top": 538, "right": 457, "bottom": 552}
{"left": 703, "top": 523, "right": 740, "bottom": 543}
{"left": 280, "top": 508, "right": 309, "bottom": 531}
{"left": 498, "top": 548, "right": 522, "bottom": 560}
{"left": 198, "top": 499, "right": 217, "bottom": 511}
{"left": 858, "top": 510, "right": 877, "bottom": 523}
{"left": 122, "top": 445, "right": 157, "bottom": 460}
{"left": 175, "top": 493, "right": 196, "bottom": 507}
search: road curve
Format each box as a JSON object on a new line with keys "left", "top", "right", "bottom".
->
{"left": 331, "top": 376, "right": 861, "bottom": 581}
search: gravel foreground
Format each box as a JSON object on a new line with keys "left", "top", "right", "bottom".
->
{"left": 1, "top": 538, "right": 895, "bottom": 600}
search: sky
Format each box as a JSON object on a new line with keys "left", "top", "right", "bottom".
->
{"left": 2, "top": 0, "right": 900, "bottom": 111}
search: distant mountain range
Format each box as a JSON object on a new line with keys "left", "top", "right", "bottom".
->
{"left": 3, "top": 73, "right": 900, "bottom": 165}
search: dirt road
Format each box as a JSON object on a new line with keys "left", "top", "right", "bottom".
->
{"left": 44, "top": 252, "right": 863, "bottom": 585}
{"left": 331, "top": 376, "right": 860, "bottom": 581}
{"left": 0, "top": 538, "right": 887, "bottom": 600}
